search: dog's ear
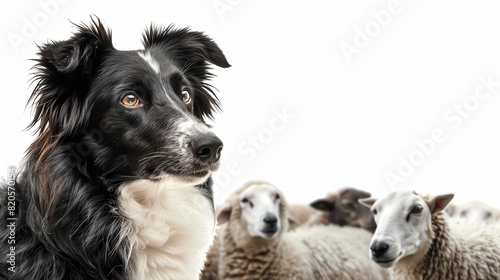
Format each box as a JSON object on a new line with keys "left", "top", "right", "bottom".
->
{"left": 37, "top": 17, "right": 113, "bottom": 79}
{"left": 28, "top": 17, "right": 113, "bottom": 165}
{"left": 142, "top": 25, "right": 230, "bottom": 121}
{"left": 143, "top": 25, "right": 230, "bottom": 68}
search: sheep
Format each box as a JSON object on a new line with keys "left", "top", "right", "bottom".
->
{"left": 201, "top": 203, "right": 306, "bottom": 279}
{"left": 201, "top": 226, "right": 223, "bottom": 280}
{"left": 287, "top": 203, "right": 321, "bottom": 230}
{"left": 305, "top": 187, "right": 377, "bottom": 233}
{"left": 214, "top": 180, "right": 390, "bottom": 280}
{"left": 446, "top": 200, "right": 500, "bottom": 224}
{"left": 360, "top": 190, "right": 500, "bottom": 280}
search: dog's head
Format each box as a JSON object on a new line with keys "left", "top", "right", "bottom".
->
{"left": 28, "top": 17, "right": 230, "bottom": 188}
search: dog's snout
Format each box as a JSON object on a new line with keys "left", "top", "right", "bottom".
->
{"left": 191, "top": 133, "right": 223, "bottom": 164}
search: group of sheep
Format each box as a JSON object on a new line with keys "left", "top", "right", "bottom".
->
{"left": 200, "top": 180, "right": 500, "bottom": 279}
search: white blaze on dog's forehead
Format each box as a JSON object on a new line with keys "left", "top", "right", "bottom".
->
{"left": 138, "top": 51, "right": 202, "bottom": 125}
{"left": 138, "top": 51, "right": 175, "bottom": 106}
{"left": 138, "top": 51, "right": 213, "bottom": 138}
{"left": 138, "top": 51, "right": 161, "bottom": 74}
{"left": 138, "top": 53, "right": 195, "bottom": 121}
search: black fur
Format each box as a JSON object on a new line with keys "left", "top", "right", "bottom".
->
{"left": 0, "top": 17, "right": 229, "bottom": 280}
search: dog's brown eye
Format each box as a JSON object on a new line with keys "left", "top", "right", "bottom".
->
{"left": 181, "top": 89, "right": 191, "bottom": 104}
{"left": 121, "top": 94, "right": 142, "bottom": 107}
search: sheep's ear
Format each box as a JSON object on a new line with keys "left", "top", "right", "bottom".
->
{"left": 358, "top": 190, "right": 372, "bottom": 199}
{"left": 359, "top": 198, "right": 377, "bottom": 208}
{"left": 340, "top": 187, "right": 371, "bottom": 198}
{"left": 426, "top": 193, "right": 454, "bottom": 214}
{"left": 310, "top": 199, "right": 335, "bottom": 211}
{"left": 216, "top": 203, "right": 233, "bottom": 225}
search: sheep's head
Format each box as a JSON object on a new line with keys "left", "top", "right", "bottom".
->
{"left": 446, "top": 200, "right": 500, "bottom": 225}
{"left": 310, "top": 187, "right": 376, "bottom": 232}
{"left": 217, "top": 180, "right": 288, "bottom": 250}
{"left": 359, "top": 190, "right": 454, "bottom": 268}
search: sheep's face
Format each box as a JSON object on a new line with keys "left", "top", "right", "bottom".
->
{"left": 359, "top": 191, "right": 454, "bottom": 268}
{"left": 310, "top": 187, "right": 376, "bottom": 232}
{"left": 239, "top": 184, "right": 282, "bottom": 239}
{"left": 335, "top": 188, "right": 376, "bottom": 231}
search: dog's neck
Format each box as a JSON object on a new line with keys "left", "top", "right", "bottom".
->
{"left": 120, "top": 177, "right": 215, "bottom": 280}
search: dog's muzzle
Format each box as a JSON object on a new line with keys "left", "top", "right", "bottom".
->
{"left": 190, "top": 133, "right": 223, "bottom": 164}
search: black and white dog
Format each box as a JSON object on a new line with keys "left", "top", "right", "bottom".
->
{"left": 0, "top": 17, "right": 230, "bottom": 280}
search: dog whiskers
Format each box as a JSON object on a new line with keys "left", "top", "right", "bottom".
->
{"left": 137, "top": 151, "right": 170, "bottom": 164}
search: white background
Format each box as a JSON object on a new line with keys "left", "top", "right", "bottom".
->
{"left": 0, "top": 0, "right": 499, "bottom": 207}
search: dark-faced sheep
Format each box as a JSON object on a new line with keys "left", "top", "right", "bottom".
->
{"left": 307, "top": 187, "right": 376, "bottom": 232}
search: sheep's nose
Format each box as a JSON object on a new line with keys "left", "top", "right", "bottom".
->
{"left": 370, "top": 241, "right": 389, "bottom": 258}
{"left": 263, "top": 213, "right": 278, "bottom": 225}
{"left": 190, "top": 133, "right": 223, "bottom": 164}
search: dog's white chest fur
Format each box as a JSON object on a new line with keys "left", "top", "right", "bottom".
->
{"left": 120, "top": 178, "right": 215, "bottom": 280}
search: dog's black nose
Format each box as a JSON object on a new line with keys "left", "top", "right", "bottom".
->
{"left": 370, "top": 241, "right": 389, "bottom": 258}
{"left": 191, "top": 133, "right": 223, "bottom": 164}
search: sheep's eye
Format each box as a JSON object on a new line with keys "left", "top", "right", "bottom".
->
{"left": 412, "top": 205, "right": 423, "bottom": 214}
{"left": 181, "top": 89, "right": 191, "bottom": 104}
{"left": 275, "top": 194, "right": 280, "bottom": 200}
{"left": 121, "top": 94, "right": 142, "bottom": 107}
{"left": 485, "top": 212, "right": 492, "bottom": 219}
{"left": 372, "top": 209, "right": 378, "bottom": 215}
{"left": 241, "top": 197, "right": 249, "bottom": 203}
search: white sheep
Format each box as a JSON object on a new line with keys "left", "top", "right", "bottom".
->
{"left": 360, "top": 190, "right": 500, "bottom": 280}
{"left": 201, "top": 202, "right": 304, "bottom": 279}
{"left": 287, "top": 203, "right": 320, "bottom": 230}
{"left": 214, "top": 180, "right": 390, "bottom": 280}
{"left": 446, "top": 200, "right": 500, "bottom": 224}
{"left": 200, "top": 226, "right": 223, "bottom": 280}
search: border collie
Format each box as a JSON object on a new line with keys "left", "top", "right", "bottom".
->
{"left": 0, "top": 17, "right": 230, "bottom": 280}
